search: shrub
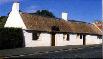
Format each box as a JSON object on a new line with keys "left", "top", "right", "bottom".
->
{"left": 0, "top": 28, "right": 24, "bottom": 49}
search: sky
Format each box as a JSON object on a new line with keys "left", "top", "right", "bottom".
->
{"left": 0, "top": 0, "right": 102, "bottom": 23}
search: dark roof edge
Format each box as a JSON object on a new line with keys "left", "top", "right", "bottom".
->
{"left": 23, "top": 29, "right": 102, "bottom": 35}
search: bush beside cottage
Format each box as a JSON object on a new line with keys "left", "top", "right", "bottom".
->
{"left": 0, "top": 28, "right": 24, "bottom": 49}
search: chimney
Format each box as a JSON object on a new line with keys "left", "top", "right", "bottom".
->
{"left": 62, "top": 12, "right": 68, "bottom": 21}
{"left": 12, "top": 2, "right": 19, "bottom": 12}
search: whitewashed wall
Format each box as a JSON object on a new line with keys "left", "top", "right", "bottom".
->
{"left": 23, "top": 30, "right": 51, "bottom": 47}
{"left": 86, "top": 35, "right": 102, "bottom": 45}
{"left": 23, "top": 30, "right": 102, "bottom": 47}
{"left": 55, "top": 34, "right": 102, "bottom": 46}
{"left": 4, "top": 3, "right": 26, "bottom": 29}
{"left": 4, "top": 11, "right": 26, "bottom": 29}
{"left": 55, "top": 34, "right": 83, "bottom": 46}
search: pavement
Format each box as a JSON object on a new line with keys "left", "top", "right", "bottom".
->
{"left": 0, "top": 44, "right": 102, "bottom": 58}
{"left": 21, "top": 45, "right": 102, "bottom": 58}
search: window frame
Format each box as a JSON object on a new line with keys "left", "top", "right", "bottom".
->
{"left": 32, "top": 32, "right": 40, "bottom": 40}
{"left": 77, "top": 34, "right": 82, "bottom": 39}
{"left": 63, "top": 33, "right": 70, "bottom": 41}
{"left": 97, "top": 35, "right": 102, "bottom": 39}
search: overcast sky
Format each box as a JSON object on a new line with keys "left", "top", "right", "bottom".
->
{"left": 0, "top": 0, "right": 102, "bottom": 23}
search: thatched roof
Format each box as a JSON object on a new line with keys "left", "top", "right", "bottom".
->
{"left": 20, "top": 13, "right": 102, "bottom": 35}
{"left": 95, "top": 22, "right": 103, "bottom": 31}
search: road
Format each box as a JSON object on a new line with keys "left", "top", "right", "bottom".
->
{"left": 8, "top": 45, "right": 102, "bottom": 58}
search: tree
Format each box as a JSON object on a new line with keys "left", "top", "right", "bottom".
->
{"left": 0, "top": 16, "right": 7, "bottom": 27}
{"left": 30, "top": 10, "right": 55, "bottom": 18}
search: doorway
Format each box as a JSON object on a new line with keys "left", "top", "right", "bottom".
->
{"left": 51, "top": 33, "right": 55, "bottom": 46}
{"left": 83, "top": 35, "right": 86, "bottom": 45}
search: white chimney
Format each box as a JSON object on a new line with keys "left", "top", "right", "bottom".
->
{"left": 62, "top": 12, "right": 68, "bottom": 21}
{"left": 12, "top": 2, "right": 19, "bottom": 11}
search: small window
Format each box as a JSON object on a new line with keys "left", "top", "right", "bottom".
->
{"left": 77, "top": 34, "right": 82, "bottom": 39}
{"left": 63, "top": 34, "right": 70, "bottom": 41}
{"left": 77, "top": 34, "right": 79, "bottom": 36}
{"left": 32, "top": 32, "right": 40, "bottom": 40}
{"left": 63, "top": 34, "right": 67, "bottom": 40}
{"left": 77, "top": 34, "right": 79, "bottom": 38}
{"left": 67, "top": 34, "right": 70, "bottom": 41}
{"left": 97, "top": 35, "right": 102, "bottom": 39}
{"left": 80, "top": 35, "right": 82, "bottom": 39}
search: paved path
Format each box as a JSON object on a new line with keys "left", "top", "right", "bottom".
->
{"left": 0, "top": 44, "right": 102, "bottom": 58}
{"left": 19, "top": 45, "right": 102, "bottom": 58}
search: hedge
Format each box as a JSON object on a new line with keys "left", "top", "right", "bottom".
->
{"left": 0, "top": 28, "right": 24, "bottom": 49}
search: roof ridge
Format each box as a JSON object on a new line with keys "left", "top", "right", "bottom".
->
{"left": 20, "top": 12, "right": 91, "bottom": 24}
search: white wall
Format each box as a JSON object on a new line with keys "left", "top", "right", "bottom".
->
{"left": 4, "top": 3, "right": 26, "bottom": 29}
{"left": 55, "top": 34, "right": 102, "bottom": 46}
{"left": 55, "top": 34, "right": 83, "bottom": 46}
{"left": 23, "top": 30, "right": 51, "bottom": 47}
{"left": 23, "top": 30, "right": 102, "bottom": 47}
{"left": 4, "top": 11, "right": 26, "bottom": 29}
{"left": 86, "top": 35, "right": 102, "bottom": 45}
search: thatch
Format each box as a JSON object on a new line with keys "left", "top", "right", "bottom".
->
{"left": 20, "top": 13, "right": 102, "bottom": 35}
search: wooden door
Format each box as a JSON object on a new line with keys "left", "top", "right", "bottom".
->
{"left": 51, "top": 33, "right": 55, "bottom": 46}
{"left": 83, "top": 35, "right": 86, "bottom": 45}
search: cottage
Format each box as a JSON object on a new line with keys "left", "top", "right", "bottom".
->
{"left": 4, "top": 2, "right": 102, "bottom": 47}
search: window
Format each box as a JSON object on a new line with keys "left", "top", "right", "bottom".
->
{"left": 80, "top": 35, "right": 82, "bottom": 39}
{"left": 63, "top": 34, "right": 65, "bottom": 39}
{"left": 67, "top": 34, "right": 70, "bottom": 41}
{"left": 63, "top": 34, "right": 67, "bottom": 40}
{"left": 97, "top": 35, "right": 102, "bottom": 39}
{"left": 77, "top": 34, "right": 79, "bottom": 38}
{"left": 77, "top": 34, "right": 82, "bottom": 39}
{"left": 63, "top": 34, "right": 70, "bottom": 41}
{"left": 32, "top": 32, "right": 40, "bottom": 40}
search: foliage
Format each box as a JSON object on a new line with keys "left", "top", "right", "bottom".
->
{"left": 30, "top": 10, "right": 55, "bottom": 18}
{"left": 0, "top": 16, "right": 7, "bottom": 27}
{"left": 0, "top": 28, "right": 24, "bottom": 49}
